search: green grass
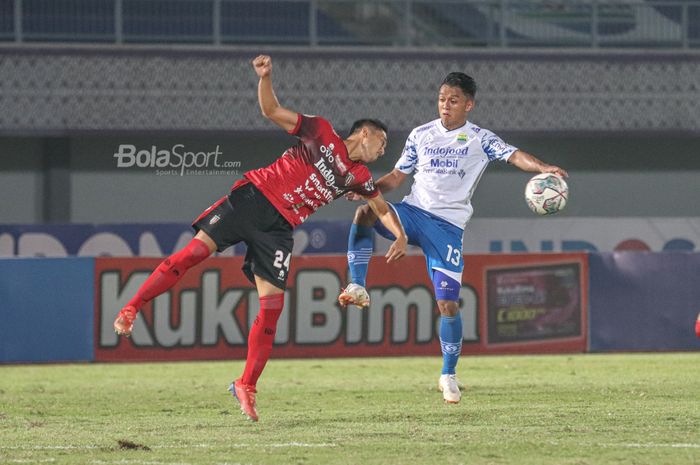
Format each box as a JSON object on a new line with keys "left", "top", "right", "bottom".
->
{"left": 1, "top": 354, "right": 699, "bottom": 465}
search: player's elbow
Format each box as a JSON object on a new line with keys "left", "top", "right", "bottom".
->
{"left": 260, "top": 106, "right": 276, "bottom": 120}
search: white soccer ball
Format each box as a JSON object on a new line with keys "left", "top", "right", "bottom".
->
{"left": 524, "top": 173, "right": 568, "bottom": 215}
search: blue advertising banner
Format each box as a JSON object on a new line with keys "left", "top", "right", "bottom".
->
{"left": 0, "top": 258, "right": 95, "bottom": 362}
{"left": 588, "top": 252, "right": 700, "bottom": 351}
{"left": 0, "top": 221, "right": 353, "bottom": 257}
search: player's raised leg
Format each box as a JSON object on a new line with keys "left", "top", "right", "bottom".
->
{"left": 113, "top": 230, "right": 216, "bottom": 337}
{"left": 339, "top": 204, "right": 376, "bottom": 308}
{"left": 230, "top": 275, "right": 285, "bottom": 422}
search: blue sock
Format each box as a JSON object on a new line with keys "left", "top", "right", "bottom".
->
{"left": 347, "top": 224, "right": 374, "bottom": 287}
{"left": 440, "top": 313, "right": 462, "bottom": 375}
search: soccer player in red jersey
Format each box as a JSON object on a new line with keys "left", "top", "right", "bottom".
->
{"left": 113, "top": 55, "right": 408, "bottom": 422}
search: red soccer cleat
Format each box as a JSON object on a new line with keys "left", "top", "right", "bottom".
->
{"left": 113, "top": 305, "right": 137, "bottom": 337}
{"left": 229, "top": 379, "right": 258, "bottom": 422}
{"left": 695, "top": 312, "right": 700, "bottom": 339}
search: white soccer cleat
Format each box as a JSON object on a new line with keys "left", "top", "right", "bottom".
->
{"left": 338, "top": 283, "right": 370, "bottom": 309}
{"left": 438, "top": 374, "right": 462, "bottom": 404}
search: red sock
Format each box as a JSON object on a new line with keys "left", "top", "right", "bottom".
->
{"left": 695, "top": 313, "right": 700, "bottom": 338}
{"left": 241, "top": 294, "right": 284, "bottom": 387}
{"left": 127, "top": 238, "right": 211, "bottom": 311}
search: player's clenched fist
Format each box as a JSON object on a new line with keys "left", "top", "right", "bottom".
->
{"left": 252, "top": 55, "right": 272, "bottom": 78}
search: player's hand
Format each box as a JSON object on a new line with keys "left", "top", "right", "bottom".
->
{"left": 252, "top": 55, "right": 272, "bottom": 78}
{"left": 344, "top": 191, "right": 363, "bottom": 202}
{"left": 542, "top": 165, "right": 568, "bottom": 178}
{"left": 385, "top": 235, "right": 408, "bottom": 263}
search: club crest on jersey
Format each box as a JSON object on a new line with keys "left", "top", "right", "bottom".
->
{"left": 457, "top": 133, "right": 468, "bottom": 143}
{"left": 209, "top": 215, "right": 220, "bottom": 225}
{"left": 344, "top": 172, "right": 355, "bottom": 186}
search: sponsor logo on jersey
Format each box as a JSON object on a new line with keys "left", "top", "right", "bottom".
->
{"left": 344, "top": 172, "right": 355, "bottom": 186}
{"left": 319, "top": 143, "right": 337, "bottom": 161}
{"left": 312, "top": 159, "right": 343, "bottom": 197}
{"left": 486, "top": 138, "right": 507, "bottom": 152}
{"left": 430, "top": 159, "right": 459, "bottom": 168}
{"left": 425, "top": 146, "right": 469, "bottom": 157}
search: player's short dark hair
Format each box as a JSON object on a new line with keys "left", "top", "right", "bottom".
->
{"left": 441, "top": 72, "right": 477, "bottom": 99}
{"left": 348, "top": 119, "right": 388, "bottom": 137}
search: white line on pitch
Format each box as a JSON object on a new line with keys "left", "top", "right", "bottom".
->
{"left": 229, "top": 442, "right": 336, "bottom": 448}
{"left": 0, "top": 442, "right": 336, "bottom": 451}
{"left": 91, "top": 460, "right": 192, "bottom": 465}
{"left": 0, "top": 445, "right": 100, "bottom": 450}
{"left": 617, "top": 443, "right": 700, "bottom": 449}
{"left": 6, "top": 460, "right": 56, "bottom": 463}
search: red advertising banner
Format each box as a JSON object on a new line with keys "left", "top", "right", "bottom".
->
{"left": 94, "top": 254, "right": 588, "bottom": 361}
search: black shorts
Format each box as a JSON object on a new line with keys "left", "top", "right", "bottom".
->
{"left": 192, "top": 181, "right": 293, "bottom": 290}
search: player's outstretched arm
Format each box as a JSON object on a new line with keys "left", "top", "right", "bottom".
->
{"left": 345, "top": 169, "right": 408, "bottom": 201}
{"left": 252, "top": 55, "right": 298, "bottom": 132}
{"left": 376, "top": 169, "right": 408, "bottom": 193}
{"left": 509, "top": 149, "right": 568, "bottom": 178}
{"left": 365, "top": 192, "right": 408, "bottom": 262}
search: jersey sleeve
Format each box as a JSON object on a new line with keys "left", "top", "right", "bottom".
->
{"left": 394, "top": 129, "right": 419, "bottom": 174}
{"left": 288, "top": 114, "right": 331, "bottom": 140}
{"left": 481, "top": 129, "right": 518, "bottom": 162}
{"left": 349, "top": 166, "right": 379, "bottom": 198}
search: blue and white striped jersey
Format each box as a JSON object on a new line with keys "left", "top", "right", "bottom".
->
{"left": 395, "top": 118, "right": 517, "bottom": 229}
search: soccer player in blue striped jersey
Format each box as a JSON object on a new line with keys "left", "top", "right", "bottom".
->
{"left": 338, "top": 72, "right": 568, "bottom": 403}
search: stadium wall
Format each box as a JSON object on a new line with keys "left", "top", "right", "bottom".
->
{"left": 1, "top": 253, "right": 698, "bottom": 363}
{"left": 1, "top": 46, "right": 699, "bottom": 223}
{"left": 1, "top": 46, "right": 699, "bottom": 133}
{"left": 2, "top": 132, "right": 700, "bottom": 224}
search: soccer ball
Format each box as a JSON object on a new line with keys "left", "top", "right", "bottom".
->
{"left": 524, "top": 173, "right": 568, "bottom": 215}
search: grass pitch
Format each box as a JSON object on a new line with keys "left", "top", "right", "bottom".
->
{"left": 1, "top": 354, "right": 699, "bottom": 465}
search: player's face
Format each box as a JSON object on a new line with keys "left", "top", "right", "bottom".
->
{"left": 361, "top": 128, "right": 387, "bottom": 163}
{"left": 438, "top": 85, "right": 473, "bottom": 130}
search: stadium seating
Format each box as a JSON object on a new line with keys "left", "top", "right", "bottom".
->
{"left": 0, "top": 0, "right": 15, "bottom": 40}
{"left": 0, "top": 0, "right": 356, "bottom": 44}
{"left": 0, "top": 0, "right": 696, "bottom": 47}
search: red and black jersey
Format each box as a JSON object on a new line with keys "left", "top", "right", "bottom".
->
{"left": 243, "top": 114, "right": 378, "bottom": 227}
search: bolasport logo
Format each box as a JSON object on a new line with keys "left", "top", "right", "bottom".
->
{"left": 113, "top": 144, "right": 241, "bottom": 176}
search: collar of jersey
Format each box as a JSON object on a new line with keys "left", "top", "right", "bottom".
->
{"left": 437, "top": 119, "right": 470, "bottom": 134}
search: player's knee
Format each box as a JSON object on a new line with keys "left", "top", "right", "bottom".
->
{"left": 353, "top": 204, "right": 376, "bottom": 226}
{"left": 157, "top": 257, "right": 181, "bottom": 276}
{"left": 437, "top": 300, "right": 459, "bottom": 317}
{"left": 158, "top": 239, "right": 211, "bottom": 276}
{"left": 433, "top": 270, "right": 461, "bottom": 315}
